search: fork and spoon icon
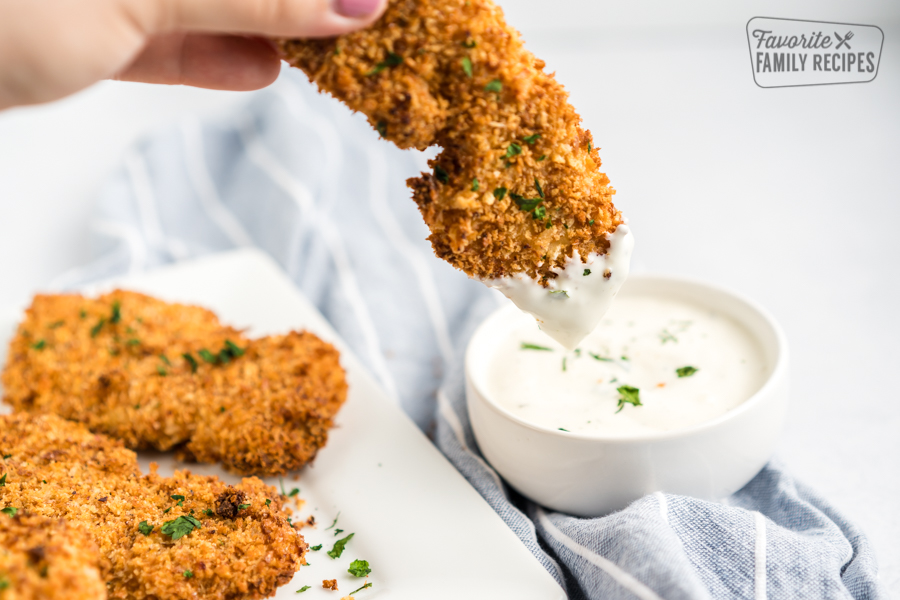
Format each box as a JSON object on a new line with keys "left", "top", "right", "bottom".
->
{"left": 835, "top": 31, "right": 854, "bottom": 49}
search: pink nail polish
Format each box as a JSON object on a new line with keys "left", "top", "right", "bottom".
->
{"left": 335, "top": 0, "right": 381, "bottom": 18}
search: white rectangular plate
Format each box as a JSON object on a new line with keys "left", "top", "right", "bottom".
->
{"left": 0, "top": 249, "right": 564, "bottom": 599}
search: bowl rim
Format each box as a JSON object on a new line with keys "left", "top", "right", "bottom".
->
{"left": 466, "top": 272, "right": 790, "bottom": 444}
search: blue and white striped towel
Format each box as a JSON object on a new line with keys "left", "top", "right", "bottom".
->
{"left": 51, "top": 68, "right": 888, "bottom": 600}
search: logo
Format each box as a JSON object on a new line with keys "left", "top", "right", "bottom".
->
{"left": 747, "top": 17, "right": 884, "bottom": 88}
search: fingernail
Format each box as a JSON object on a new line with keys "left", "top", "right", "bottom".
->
{"left": 334, "top": 0, "right": 381, "bottom": 18}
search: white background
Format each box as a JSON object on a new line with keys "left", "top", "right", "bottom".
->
{"left": 1, "top": 0, "right": 898, "bottom": 591}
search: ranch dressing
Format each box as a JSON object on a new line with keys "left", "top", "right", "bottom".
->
{"left": 484, "top": 224, "right": 634, "bottom": 350}
{"left": 487, "top": 293, "right": 768, "bottom": 436}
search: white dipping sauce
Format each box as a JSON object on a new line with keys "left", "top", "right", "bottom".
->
{"left": 484, "top": 224, "right": 634, "bottom": 350}
{"left": 487, "top": 293, "right": 768, "bottom": 436}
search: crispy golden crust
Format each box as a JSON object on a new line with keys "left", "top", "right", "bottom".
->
{"left": 0, "top": 413, "right": 306, "bottom": 600}
{"left": 0, "top": 513, "right": 106, "bottom": 600}
{"left": 279, "top": 0, "right": 622, "bottom": 283}
{"left": 1, "top": 290, "right": 347, "bottom": 476}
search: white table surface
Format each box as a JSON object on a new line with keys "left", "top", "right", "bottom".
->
{"left": 1, "top": 1, "right": 898, "bottom": 592}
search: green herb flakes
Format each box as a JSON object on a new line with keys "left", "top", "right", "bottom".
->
{"left": 183, "top": 570, "right": 193, "bottom": 578}
{"left": 48, "top": 320, "right": 64, "bottom": 329}
{"left": 125, "top": 338, "right": 140, "bottom": 346}
{"left": 558, "top": 428, "right": 570, "bottom": 432}
{"left": 511, "top": 194, "right": 541, "bottom": 212}
{"left": 327, "top": 533, "right": 354, "bottom": 559}
{"left": 534, "top": 178, "right": 544, "bottom": 198}
{"left": 156, "top": 366, "right": 167, "bottom": 377}
{"left": 138, "top": 521, "right": 153, "bottom": 536}
{"left": 493, "top": 187, "right": 507, "bottom": 201}
{"left": 434, "top": 165, "right": 449, "bottom": 184}
{"left": 160, "top": 515, "right": 202, "bottom": 540}
{"left": 350, "top": 582, "right": 373, "bottom": 595}
{"left": 523, "top": 133, "right": 542, "bottom": 144}
{"left": 2, "top": 455, "right": 10, "bottom": 460}
{"left": 533, "top": 205, "right": 547, "bottom": 219}
{"left": 505, "top": 143, "right": 522, "bottom": 159}
{"left": 0, "top": 576, "right": 9, "bottom": 590}
{"left": 110, "top": 301, "right": 122, "bottom": 324}
{"left": 30, "top": 339, "right": 45, "bottom": 351}
{"left": 203, "top": 508, "right": 214, "bottom": 516}
{"left": 484, "top": 79, "right": 502, "bottom": 92}
{"left": 615, "top": 385, "right": 642, "bottom": 413}
{"left": 676, "top": 366, "right": 699, "bottom": 378}
{"left": 538, "top": 154, "right": 548, "bottom": 161}
{"left": 659, "top": 329, "right": 678, "bottom": 344}
{"left": 461, "top": 56, "right": 473, "bottom": 77}
{"left": 289, "top": 488, "right": 300, "bottom": 497}
{"left": 583, "top": 269, "right": 591, "bottom": 276}
{"left": 297, "top": 586, "right": 312, "bottom": 593}
{"left": 238, "top": 503, "right": 251, "bottom": 511}
{"left": 589, "top": 219, "right": 595, "bottom": 225}
{"left": 462, "top": 39, "right": 477, "bottom": 48}
{"left": 0, "top": 474, "right": 6, "bottom": 486}
{"left": 2, "top": 507, "right": 18, "bottom": 517}
{"left": 589, "top": 352, "right": 613, "bottom": 362}
{"left": 310, "top": 544, "right": 322, "bottom": 551}
{"left": 348, "top": 559, "right": 372, "bottom": 577}
{"left": 562, "top": 357, "right": 567, "bottom": 372}
{"left": 367, "top": 52, "right": 403, "bottom": 75}
{"left": 79, "top": 309, "right": 87, "bottom": 319}
{"left": 471, "top": 178, "right": 479, "bottom": 191}
{"left": 183, "top": 353, "right": 198, "bottom": 373}
{"left": 171, "top": 494, "right": 185, "bottom": 507}
{"left": 520, "top": 342, "right": 552, "bottom": 351}
{"left": 334, "top": 528, "right": 344, "bottom": 536}
{"left": 549, "top": 290, "right": 569, "bottom": 298}
{"left": 265, "top": 498, "right": 271, "bottom": 507}
{"left": 90, "top": 318, "right": 106, "bottom": 337}
{"left": 375, "top": 121, "right": 387, "bottom": 138}
{"left": 587, "top": 142, "right": 592, "bottom": 152}
{"left": 159, "top": 354, "right": 171, "bottom": 365}
{"left": 326, "top": 512, "right": 340, "bottom": 530}
{"left": 198, "top": 349, "right": 216, "bottom": 364}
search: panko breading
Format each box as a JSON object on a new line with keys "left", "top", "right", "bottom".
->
{"left": 1, "top": 290, "right": 347, "bottom": 476}
{"left": 0, "top": 513, "right": 106, "bottom": 600}
{"left": 279, "top": 0, "right": 623, "bottom": 285}
{"left": 0, "top": 413, "right": 306, "bottom": 600}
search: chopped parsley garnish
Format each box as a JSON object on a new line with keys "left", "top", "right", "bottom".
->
{"left": 589, "top": 352, "right": 613, "bottom": 362}
{"left": 327, "top": 533, "right": 354, "bottom": 559}
{"left": 2, "top": 507, "right": 18, "bottom": 517}
{"left": 265, "top": 498, "right": 271, "bottom": 507}
{"left": 549, "top": 290, "right": 569, "bottom": 298}
{"left": 334, "top": 528, "right": 344, "bottom": 536}
{"left": 182, "top": 353, "right": 198, "bottom": 373}
{"left": 138, "top": 521, "right": 153, "bottom": 536}
{"left": 326, "top": 512, "right": 340, "bottom": 530}
{"left": 203, "top": 508, "right": 214, "bottom": 516}
{"left": 461, "top": 56, "right": 473, "bottom": 78}
{"left": 583, "top": 269, "right": 591, "bottom": 276}
{"left": 375, "top": 121, "right": 387, "bottom": 138}
{"left": 160, "top": 515, "right": 202, "bottom": 540}
{"left": 504, "top": 143, "right": 522, "bottom": 159}
{"left": 171, "top": 494, "right": 185, "bottom": 507}
{"left": 587, "top": 142, "right": 592, "bottom": 152}
{"left": 538, "top": 154, "right": 548, "bottom": 161}
{"left": 533, "top": 205, "right": 547, "bottom": 219}
{"left": 126, "top": 338, "right": 140, "bottom": 346}
{"left": 30, "top": 339, "right": 45, "bottom": 350}
{"left": 224, "top": 340, "right": 245, "bottom": 358}
{"left": 434, "top": 165, "right": 449, "bottom": 184}
{"left": 159, "top": 354, "right": 171, "bottom": 365}
{"left": 183, "top": 570, "right": 193, "bottom": 578}
{"left": 48, "top": 320, "right": 64, "bottom": 329}
{"left": 366, "top": 52, "right": 403, "bottom": 75}
{"left": 523, "top": 133, "right": 541, "bottom": 144}
{"left": 0, "top": 576, "right": 8, "bottom": 590}
{"left": 310, "top": 544, "right": 322, "bottom": 551}
{"left": 350, "top": 582, "right": 373, "bottom": 595}
{"left": 198, "top": 348, "right": 216, "bottom": 363}
{"left": 462, "top": 39, "right": 477, "bottom": 48}
{"left": 156, "top": 366, "right": 167, "bottom": 377}
{"left": 676, "top": 366, "right": 699, "bottom": 378}
{"left": 615, "top": 385, "right": 642, "bottom": 413}
{"left": 621, "top": 355, "right": 630, "bottom": 361}
{"left": 534, "top": 178, "right": 544, "bottom": 198}
{"left": 110, "top": 301, "right": 122, "bottom": 324}
{"left": 348, "top": 559, "right": 372, "bottom": 577}
{"left": 238, "top": 503, "right": 251, "bottom": 511}
{"left": 471, "top": 178, "right": 479, "bottom": 191}
{"left": 0, "top": 474, "right": 6, "bottom": 486}
{"left": 90, "top": 318, "right": 106, "bottom": 337}
{"left": 659, "top": 329, "right": 678, "bottom": 344}
{"left": 520, "top": 343, "right": 552, "bottom": 351}
{"left": 297, "top": 586, "right": 312, "bottom": 593}
{"left": 484, "top": 79, "right": 502, "bottom": 92}
{"left": 289, "top": 488, "right": 300, "bottom": 497}
{"left": 589, "top": 219, "right": 595, "bottom": 225}
{"left": 492, "top": 187, "right": 507, "bottom": 201}
{"left": 79, "top": 309, "right": 87, "bottom": 319}
{"left": 511, "top": 194, "right": 541, "bottom": 212}
{"left": 2, "top": 455, "right": 10, "bottom": 460}
{"left": 558, "top": 428, "right": 570, "bottom": 432}
{"left": 562, "top": 357, "right": 567, "bottom": 372}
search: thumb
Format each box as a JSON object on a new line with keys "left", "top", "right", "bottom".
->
{"left": 127, "top": 0, "right": 387, "bottom": 39}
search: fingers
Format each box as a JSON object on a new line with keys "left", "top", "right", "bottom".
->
{"left": 115, "top": 33, "right": 280, "bottom": 91}
{"left": 125, "top": 0, "right": 388, "bottom": 39}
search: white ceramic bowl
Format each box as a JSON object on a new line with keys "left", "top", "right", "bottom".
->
{"left": 466, "top": 274, "right": 789, "bottom": 517}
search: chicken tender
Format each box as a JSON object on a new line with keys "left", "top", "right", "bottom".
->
{"left": 1, "top": 290, "right": 347, "bottom": 476}
{"left": 0, "top": 513, "right": 106, "bottom": 600}
{"left": 279, "top": 0, "right": 623, "bottom": 284}
{"left": 0, "top": 413, "right": 306, "bottom": 599}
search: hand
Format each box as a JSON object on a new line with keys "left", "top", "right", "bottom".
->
{"left": 0, "top": 0, "right": 387, "bottom": 110}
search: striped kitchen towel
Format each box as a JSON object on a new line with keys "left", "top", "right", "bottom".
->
{"left": 49, "top": 68, "right": 888, "bottom": 600}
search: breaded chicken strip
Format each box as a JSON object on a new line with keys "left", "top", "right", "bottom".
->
{"left": 0, "top": 513, "right": 106, "bottom": 600}
{"left": 1, "top": 291, "right": 347, "bottom": 476}
{"left": 279, "top": 0, "right": 623, "bottom": 284}
{"left": 0, "top": 413, "right": 306, "bottom": 600}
